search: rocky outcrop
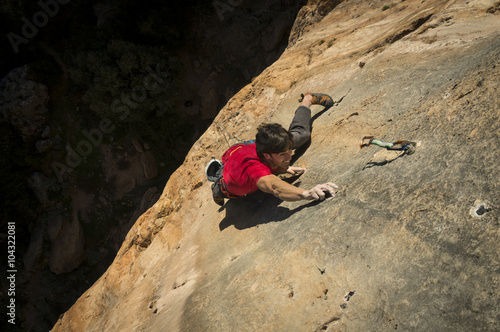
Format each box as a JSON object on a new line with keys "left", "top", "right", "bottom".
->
{"left": 53, "top": 0, "right": 499, "bottom": 331}
{"left": 48, "top": 217, "right": 85, "bottom": 275}
{"left": 288, "top": 0, "right": 342, "bottom": 45}
{"left": 175, "top": 0, "right": 307, "bottom": 122}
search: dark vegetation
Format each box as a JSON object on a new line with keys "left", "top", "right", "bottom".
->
{"left": 0, "top": 0, "right": 212, "bottom": 244}
{"left": 0, "top": 1, "right": 217, "bottom": 330}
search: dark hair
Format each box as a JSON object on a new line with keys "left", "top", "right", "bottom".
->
{"left": 255, "top": 123, "right": 294, "bottom": 159}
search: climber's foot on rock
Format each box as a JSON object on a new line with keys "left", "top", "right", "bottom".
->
{"left": 299, "top": 93, "right": 334, "bottom": 107}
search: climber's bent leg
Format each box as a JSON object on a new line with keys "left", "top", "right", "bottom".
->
{"left": 289, "top": 105, "right": 311, "bottom": 150}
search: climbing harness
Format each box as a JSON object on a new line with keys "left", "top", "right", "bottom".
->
{"left": 360, "top": 136, "right": 417, "bottom": 155}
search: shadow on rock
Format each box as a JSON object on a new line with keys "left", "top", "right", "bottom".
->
{"left": 218, "top": 191, "right": 324, "bottom": 231}
{"left": 362, "top": 150, "right": 407, "bottom": 170}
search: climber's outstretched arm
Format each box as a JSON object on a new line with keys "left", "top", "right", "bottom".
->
{"left": 257, "top": 175, "right": 338, "bottom": 202}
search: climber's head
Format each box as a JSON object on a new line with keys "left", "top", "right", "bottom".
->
{"left": 256, "top": 123, "right": 294, "bottom": 169}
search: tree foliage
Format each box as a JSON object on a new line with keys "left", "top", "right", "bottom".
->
{"left": 67, "top": 39, "right": 180, "bottom": 124}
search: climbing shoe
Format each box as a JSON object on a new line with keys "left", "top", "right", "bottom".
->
{"left": 211, "top": 182, "right": 225, "bottom": 206}
{"left": 205, "top": 158, "right": 223, "bottom": 182}
{"left": 299, "top": 93, "right": 334, "bottom": 107}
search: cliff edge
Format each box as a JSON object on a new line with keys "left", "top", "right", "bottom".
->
{"left": 52, "top": 0, "right": 499, "bottom": 331}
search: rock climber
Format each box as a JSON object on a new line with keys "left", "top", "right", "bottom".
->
{"left": 210, "top": 93, "right": 339, "bottom": 205}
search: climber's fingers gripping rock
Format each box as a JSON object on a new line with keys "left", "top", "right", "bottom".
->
{"left": 304, "top": 182, "right": 338, "bottom": 201}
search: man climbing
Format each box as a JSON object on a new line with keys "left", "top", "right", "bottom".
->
{"left": 210, "top": 93, "right": 339, "bottom": 205}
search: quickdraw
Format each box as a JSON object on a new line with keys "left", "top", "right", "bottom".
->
{"left": 360, "top": 136, "right": 417, "bottom": 155}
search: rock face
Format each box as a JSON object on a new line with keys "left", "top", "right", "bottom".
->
{"left": 52, "top": 0, "right": 499, "bottom": 331}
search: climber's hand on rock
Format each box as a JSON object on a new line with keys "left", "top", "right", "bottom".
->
{"left": 304, "top": 182, "right": 338, "bottom": 201}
